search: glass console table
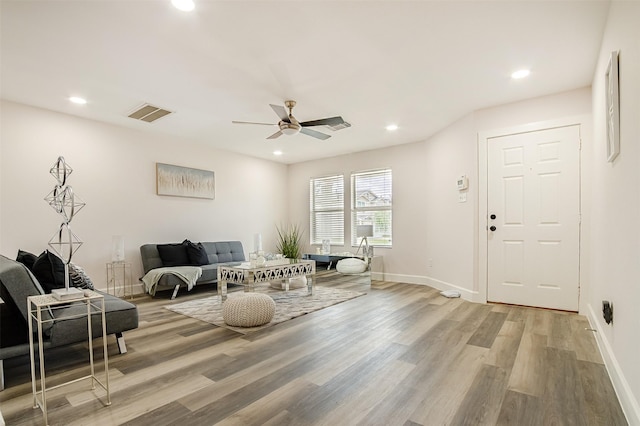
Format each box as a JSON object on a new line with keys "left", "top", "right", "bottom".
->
{"left": 106, "top": 261, "right": 133, "bottom": 299}
{"left": 303, "top": 253, "right": 364, "bottom": 270}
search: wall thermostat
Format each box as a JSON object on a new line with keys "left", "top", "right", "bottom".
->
{"left": 457, "top": 175, "right": 468, "bottom": 191}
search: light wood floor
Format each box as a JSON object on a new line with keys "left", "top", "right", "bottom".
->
{"left": 0, "top": 271, "right": 627, "bottom": 425}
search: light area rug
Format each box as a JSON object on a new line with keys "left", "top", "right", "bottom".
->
{"left": 165, "top": 285, "right": 365, "bottom": 334}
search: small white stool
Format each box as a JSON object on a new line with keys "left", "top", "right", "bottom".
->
{"left": 222, "top": 293, "right": 275, "bottom": 327}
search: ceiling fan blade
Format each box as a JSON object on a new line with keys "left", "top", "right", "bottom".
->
{"left": 300, "top": 116, "right": 345, "bottom": 127}
{"left": 300, "top": 127, "right": 331, "bottom": 140}
{"left": 267, "top": 130, "right": 283, "bottom": 140}
{"left": 232, "top": 120, "right": 275, "bottom": 126}
{"left": 270, "top": 104, "right": 290, "bottom": 122}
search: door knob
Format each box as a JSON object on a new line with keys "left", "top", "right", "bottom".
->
{"left": 490, "top": 226, "right": 497, "bottom": 231}
{"left": 490, "top": 214, "right": 496, "bottom": 220}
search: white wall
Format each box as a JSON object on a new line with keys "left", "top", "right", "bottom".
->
{"left": 474, "top": 88, "right": 593, "bottom": 308}
{"left": 289, "top": 87, "right": 592, "bottom": 300}
{"left": 429, "top": 87, "right": 591, "bottom": 300}
{"left": 421, "top": 113, "right": 477, "bottom": 295}
{"left": 288, "top": 142, "right": 431, "bottom": 283}
{"left": 0, "top": 100, "right": 289, "bottom": 291}
{"left": 587, "top": 1, "right": 640, "bottom": 423}
{"left": 474, "top": 88, "right": 592, "bottom": 132}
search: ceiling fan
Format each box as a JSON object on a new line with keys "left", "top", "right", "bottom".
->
{"left": 232, "top": 100, "right": 348, "bottom": 140}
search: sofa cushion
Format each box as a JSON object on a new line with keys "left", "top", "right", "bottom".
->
{"left": 185, "top": 241, "right": 209, "bottom": 266}
{"left": 46, "top": 291, "right": 139, "bottom": 346}
{"left": 213, "top": 242, "right": 234, "bottom": 263}
{"left": 140, "top": 244, "right": 163, "bottom": 274}
{"left": 68, "top": 262, "right": 95, "bottom": 290}
{"left": 157, "top": 243, "right": 190, "bottom": 267}
{"left": 32, "top": 250, "right": 66, "bottom": 293}
{"left": 200, "top": 264, "right": 218, "bottom": 283}
{"left": 0, "top": 255, "right": 54, "bottom": 333}
{"left": 16, "top": 249, "right": 38, "bottom": 270}
{"left": 201, "top": 241, "right": 245, "bottom": 264}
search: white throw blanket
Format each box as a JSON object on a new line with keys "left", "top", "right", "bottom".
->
{"left": 142, "top": 266, "right": 203, "bottom": 296}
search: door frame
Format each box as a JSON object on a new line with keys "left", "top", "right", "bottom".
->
{"left": 477, "top": 116, "right": 588, "bottom": 309}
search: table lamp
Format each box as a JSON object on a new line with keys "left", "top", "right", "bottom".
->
{"left": 356, "top": 225, "right": 374, "bottom": 261}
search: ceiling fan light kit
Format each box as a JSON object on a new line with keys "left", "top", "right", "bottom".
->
{"left": 280, "top": 122, "right": 301, "bottom": 135}
{"left": 233, "top": 100, "right": 349, "bottom": 141}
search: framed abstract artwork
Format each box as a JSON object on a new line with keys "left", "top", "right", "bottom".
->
{"left": 605, "top": 50, "right": 620, "bottom": 162}
{"left": 156, "top": 163, "right": 215, "bottom": 199}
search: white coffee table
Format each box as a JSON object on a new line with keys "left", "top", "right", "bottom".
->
{"left": 217, "top": 259, "right": 316, "bottom": 301}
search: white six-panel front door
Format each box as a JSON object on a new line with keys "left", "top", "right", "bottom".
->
{"left": 487, "top": 125, "right": 580, "bottom": 311}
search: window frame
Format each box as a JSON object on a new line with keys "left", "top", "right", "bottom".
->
{"left": 309, "top": 174, "right": 345, "bottom": 246}
{"left": 350, "top": 168, "right": 393, "bottom": 248}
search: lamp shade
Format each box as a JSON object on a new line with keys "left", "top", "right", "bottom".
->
{"left": 254, "top": 233, "right": 262, "bottom": 252}
{"left": 112, "top": 235, "right": 125, "bottom": 262}
{"left": 357, "top": 225, "right": 374, "bottom": 238}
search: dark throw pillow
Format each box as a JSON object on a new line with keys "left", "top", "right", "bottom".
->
{"left": 69, "top": 262, "right": 95, "bottom": 290}
{"left": 157, "top": 243, "right": 190, "bottom": 267}
{"left": 186, "top": 241, "right": 209, "bottom": 266}
{"left": 16, "top": 249, "right": 38, "bottom": 270}
{"left": 32, "top": 250, "right": 66, "bottom": 293}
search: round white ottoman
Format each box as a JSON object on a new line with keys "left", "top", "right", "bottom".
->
{"left": 336, "top": 258, "right": 368, "bottom": 274}
{"left": 222, "top": 293, "right": 276, "bottom": 327}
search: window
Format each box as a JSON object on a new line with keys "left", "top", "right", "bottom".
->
{"left": 351, "top": 169, "right": 392, "bottom": 247}
{"left": 310, "top": 174, "right": 344, "bottom": 245}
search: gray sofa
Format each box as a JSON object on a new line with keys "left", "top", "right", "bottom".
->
{"left": 139, "top": 241, "right": 245, "bottom": 298}
{"left": 0, "top": 254, "right": 139, "bottom": 390}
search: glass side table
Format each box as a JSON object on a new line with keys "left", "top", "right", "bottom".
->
{"left": 28, "top": 291, "right": 110, "bottom": 426}
{"left": 106, "top": 261, "right": 133, "bottom": 299}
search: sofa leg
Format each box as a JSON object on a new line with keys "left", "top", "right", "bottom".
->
{"left": 171, "top": 284, "right": 180, "bottom": 300}
{"left": 116, "top": 332, "right": 127, "bottom": 354}
{"left": 0, "top": 359, "right": 4, "bottom": 391}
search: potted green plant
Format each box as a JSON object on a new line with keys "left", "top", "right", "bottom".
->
{"left": 275, "top": 224, "right": 307, "bottom": 289}
{"left": 276, "top": 223, "right": 303, "bottom": 259}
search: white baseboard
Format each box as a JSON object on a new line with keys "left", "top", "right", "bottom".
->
{"left": 370, "top": 271, "right": 384, "bottom": 281}
{"left": 376, "top": 272, "right": 428, "bottom": 286}
{"left": 586, "top": 304, "right": 639, "bottom": 426}
{"left": 376, "top": 272, "right": 478, "bottom": 302}
{"left": 424, "top": 276, "right": 479, "bottom": 302}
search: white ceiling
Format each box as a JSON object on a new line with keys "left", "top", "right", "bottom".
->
{"left": 1, "top": 0, "right": 610, "bottom": 164}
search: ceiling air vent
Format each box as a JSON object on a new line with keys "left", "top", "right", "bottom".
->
{"left": 127, "top": 103, "right": 173, "bottom": 123}
{"left": 327, "top": 121, "right": 351, "bottom": 131}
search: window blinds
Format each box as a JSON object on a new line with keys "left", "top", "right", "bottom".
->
{"left": 351, "top": 169, "right": 392, "bottom": 247}
{"left": 310, "top": 174, "right": 344, "bottom": 245}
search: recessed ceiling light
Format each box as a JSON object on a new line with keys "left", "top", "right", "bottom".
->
{"left": 69, "top": 96, "right": 87, "bottom": 105}
{"left": 511, "top": 69, "right": 530, "bottom": 79}
{"left": 172, "top": 0, "right": 195, "bottom": 11}
{"left": 386, "top": 124, "right": 398, "bottom": 131}
{"left": 273, "top": 150, "right": 283, "bottom": 156}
